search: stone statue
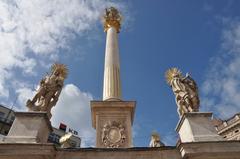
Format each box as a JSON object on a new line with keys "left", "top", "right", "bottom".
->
{"left": 149, "top": 132, "right": 165, "bottom": 147}
{"left": 26, "top": 63, "right": 68, "bottom": 119}
{"left": 165, "top": 68, "right": 200, "bottom": 117}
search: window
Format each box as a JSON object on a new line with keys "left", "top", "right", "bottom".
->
{"left": 48, "top": 133, "right": 60, "bottom": 144}
{"left": 70, "top": 140, "right": 77, "bottom": 147}
{"left": 10, "top": 116, "right": 15, "bottom": 122}
{"left": 0, "top": 112, "right": 5, "bottom": 121}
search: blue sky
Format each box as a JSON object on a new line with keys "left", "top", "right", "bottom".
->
{"left": 1, "top": 0, "right": 240, "bottom": 147}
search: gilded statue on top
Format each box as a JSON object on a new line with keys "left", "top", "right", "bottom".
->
{"left": 26, "top": 63, "right": 68, "bottom": 119}
{"left": 103, "top": 7, "right": 122, "bottom": 33}
{"left": 165, "top": 68, "right": 200, "bottom": 117}
{"left": 59, "top": 133, "right": 74, "bottom": 148}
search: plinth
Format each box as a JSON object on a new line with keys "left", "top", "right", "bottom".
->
{"left": 91, "top": 101, "right": 135, "bottom": 148}
{"left": 3, "top": 112, "right": 52, "bottom": 143}
{"left": 176, "top": 112, "right": 224, "bottom": 143}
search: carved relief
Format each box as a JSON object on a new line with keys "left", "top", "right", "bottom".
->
{"left": 101, "top": 121, "right": 126, "bottom": 148}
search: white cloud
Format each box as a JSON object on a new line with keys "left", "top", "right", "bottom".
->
{"left": 15, "top": 83, "right": 95, "bottom": 147}
{"left": 51, "top": 84, "right": 95, "bottom": 147}
{"left": 0, "top": 0, "right": 128, "bottom": 146}
{"left": 0, "top": 0, "right": 126, "bottom": 101}
{"left": 15, "top": 86, "right": 35, "bottom": 111}
{"left": 201, "top": 19, "right": 240, "bottom": 119}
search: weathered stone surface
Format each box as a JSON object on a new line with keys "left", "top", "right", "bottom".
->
{"left": 2, "top": 112, "right": 52, "bottom": 143}
{"left": 91, "top": 101, "right": 135, "bottom": 148}
{"left": 176, "top": 112, "right": 224, "bottom": 143}
{"left": 1, "top": 142, "right": 240, "bottom": 159}
{"left": 0, "top": 143, "right": 55, "bottom": 159}
{"left": 55, "top": 147, "right": 181, "bottom": 159}
{"left": 178, "top": 141, "right": 240, "bottom": 159}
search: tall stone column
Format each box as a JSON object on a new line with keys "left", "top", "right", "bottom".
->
{"left": 103, "top": 10, "right": 121, "bottom": 101}
{"left": 91, "top": 7, "right": 135, "bottom": 148}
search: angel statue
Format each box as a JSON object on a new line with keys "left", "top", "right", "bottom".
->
{"left": 165, "top": 67, "right": 200, "bottom": 117}
{"left": 26, "top": 63, "right": 68, "bottom": 119}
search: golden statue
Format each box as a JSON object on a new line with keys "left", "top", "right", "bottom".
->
{"left": 103, "top": 7, "right": 122, "bottom": 33}
{"left": 165, "top": 68, "right": 200, "bottom": 117}
{"left": 59, "top": 133, "right": 74, "bottom": 148}
{"left": 26, "top": 63, "right": 68, "bottom": 119}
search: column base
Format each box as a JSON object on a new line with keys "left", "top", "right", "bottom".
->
{"left": 176, "top": 112, "right": 224, "bottom": 143}
{"left": 91, "top": 100, "right": 135, "bottom": 148}
{"left": 2, "top": 112, "right": 52, "bottom": 143}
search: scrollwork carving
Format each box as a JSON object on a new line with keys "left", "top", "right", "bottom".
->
{"left": 101, "top": 121, "right": 126, "bottom": 148}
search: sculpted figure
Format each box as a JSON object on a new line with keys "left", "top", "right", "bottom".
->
{"left": 104, "top": 7, "right": 121, "bottom": 22}
{"left": 59, "top": 133, "right": 73, "bottom": 148}
{"left": 27, "top": 63, "right": 68, "bottom": 119}
{"left": 149, "top": 132, "right": 165, "bottom": 147}
{"left": 165, "top": 68, "right": 200, "bottom": 117}
{"left": 103, "top": 7, "right": 122, "bottom": 33}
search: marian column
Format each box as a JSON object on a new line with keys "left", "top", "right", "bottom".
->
{"left": 103, "top": 7, "right": 122, "bottom": 101}
{"left": 91, "top": 7, "right": 135, "bottom": 148}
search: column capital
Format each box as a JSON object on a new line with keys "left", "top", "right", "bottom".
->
{"left": 103, "top": 7, "right": 122, "bottom": 33}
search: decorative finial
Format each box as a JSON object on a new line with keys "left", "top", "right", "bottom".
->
{"left": 103, "top": 7, "right": 122, "bottom": 33}
{"left": 149, "top": 131, "right": 165, "bottom": 147}
{"left": 165, "top": 67, "right": 200, "bottom": 117}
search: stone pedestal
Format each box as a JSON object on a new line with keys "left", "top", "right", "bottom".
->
{"left": 91, "top": 101, "right": 135, "bottom": 148}
{"left": 2, "top": 112, "right": 52, "bottom": 143}
{"left": 176, "top": 112, "right": 223, "bottom": 143}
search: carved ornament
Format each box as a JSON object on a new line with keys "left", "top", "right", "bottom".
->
{"left": 101, "top": 121, "right": 126, "bottom": 148}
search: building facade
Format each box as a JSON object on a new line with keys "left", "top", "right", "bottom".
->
{"left": 216, "top": 113, "right": 240, "bottom": 140}
{"left": 0, "top": 105, "right": 15, "bottom": 135}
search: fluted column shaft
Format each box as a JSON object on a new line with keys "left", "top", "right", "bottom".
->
{"left": 103, "top": 27, "right": 121, "bottom": 101}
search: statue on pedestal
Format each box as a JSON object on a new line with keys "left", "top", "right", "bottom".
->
{"left": 165, "top": 68, "right": 200, "bottom": 117}
{"left": 26, "top": 63, "right": 68, "bottom": 119}
{"left": 149, "top": 132, "right": 165, "bottom": 147}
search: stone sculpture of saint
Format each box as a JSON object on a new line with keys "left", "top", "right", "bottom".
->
{"left": 149, "top": 132, "right": 165, "bottom": 147}
{"left": 26, "top": 63, "right": 68, "bottom": 119}
{"left": 165, "top": 68, "right": 200, "bottom": 117}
